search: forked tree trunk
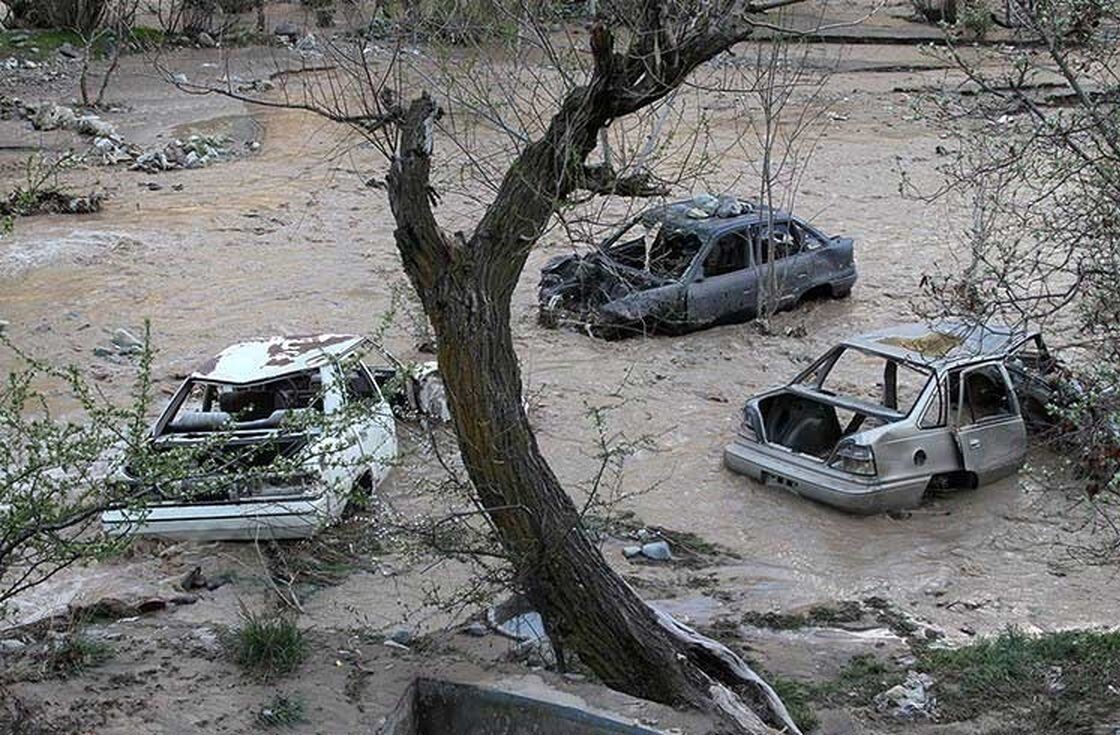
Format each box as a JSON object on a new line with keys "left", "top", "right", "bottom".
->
{"left": 382, "top": 10, "right": 805, "bottom": 732}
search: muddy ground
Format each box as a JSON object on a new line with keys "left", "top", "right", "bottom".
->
{"left": 1, "top": 2, "right": 1116, "bottom": 733}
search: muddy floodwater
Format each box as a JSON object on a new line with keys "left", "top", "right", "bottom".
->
{"left": 1, "top": 22, "right": 1116, "bottom": 733}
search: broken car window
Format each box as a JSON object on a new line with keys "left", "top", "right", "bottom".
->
{"left": 960, "top": 365, "right": 1014, "bottom": 425}
{"left": 753, "top": 222, "right": 799, "bottom": 265}
{"left": 603, "top": 221, "right": 702, "bottom": 279}
{"left": 798, "top": 347, "right": 932, "bottom": 415}
{"left": 703, "top": 230, "right": 750, "bottom": 277}
{"left": 792, "top": 221, "right": 826, "bottom": 251}
{"left": 165, "top": 372, "right": 324, "bottom": 434}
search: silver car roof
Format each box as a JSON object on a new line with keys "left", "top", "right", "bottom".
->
{"left": 843, "top": 320, "right": 1036, "bottom": 371}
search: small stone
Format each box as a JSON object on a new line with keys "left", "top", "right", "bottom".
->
{"left": 463, "top": 622, "right": 488, "bottom": 637}
{"left": 197, "top": 32, "right": 216, "bottom": 48}
{"left": 93, "top": 346, "right": 114, "bottom": 357}
{"left": 58, "top": 42, "right": 81, "bottom": 59}
{"left": 385, "top": 627, "right": 413, "bottom": 646}
{"left": 180, "top": 566, "right": 206, "bottom": 590}
{"left": 0, "top": 319, "right": 8, "bottom": 334}
{"left": 111, "top": 327, "right": 143, "bottom": 352}
{"left": 246, "top": 140, "right": 260, "bottom": 151}
{"left": 171, "top": 72, "right": 188, "bottom": 85}
{"left": 622, "top": 545, "right": 642, "bottom": 559}
{"left": 640, "top": 541, "right": 672, "bottom": 561}
{"left": 204, "top": 573, "right": 232, "bottom": 591}
{"left": 0, "top": 638, "right": 26, "bottom": 654}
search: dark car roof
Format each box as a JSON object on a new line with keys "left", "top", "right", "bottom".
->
{"left": 639, "top": 199, "right": 788, "bottom": 235}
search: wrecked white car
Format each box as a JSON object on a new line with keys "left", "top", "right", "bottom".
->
{"left": 538, "top": 195, "right": 856, "bottom": 337}
{"left": 724, "top": 321, "right": 1056, "bottom": 513}
{"left": 101, "top": 334, "right": 432, "bottom": 540}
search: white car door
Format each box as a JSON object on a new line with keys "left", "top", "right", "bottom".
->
{"left": 345, "top": 361, "right": 397, "bottom": 488}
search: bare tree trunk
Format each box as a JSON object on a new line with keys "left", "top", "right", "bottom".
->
{"left": 386, "top": 81, "right": 800, "bottom": 733}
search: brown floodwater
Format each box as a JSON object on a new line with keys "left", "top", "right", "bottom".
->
{"left": 0, "top": 40, "right": 1113, "bottom": 642}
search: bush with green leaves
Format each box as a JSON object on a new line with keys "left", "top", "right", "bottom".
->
{"left": 956, "top": 0, "right": 993, "bottom": 37}
{"left": 0, "top": 331, "right": 156, "bottom": 613}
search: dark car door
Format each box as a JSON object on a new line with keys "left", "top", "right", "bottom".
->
{"left": 686, "top": 228, "right": 756, "bottom": 324}
{"left": 754, "top": 220, "right": 804, "bottom": 308}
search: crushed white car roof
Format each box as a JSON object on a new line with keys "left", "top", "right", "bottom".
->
{"left": 192, "top": 334, "right": 367, "bottom": 384}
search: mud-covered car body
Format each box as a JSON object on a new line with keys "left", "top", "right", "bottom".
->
{"left": 101, "top": 334, "right": 405, "bottom": 541}
{"left": 724, "top": 321, "right": 1057, "bottom": 513}
{"left": 538, "top": 197, "right": 856, "bottom": 336}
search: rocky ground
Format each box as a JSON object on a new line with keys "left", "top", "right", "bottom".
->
{"left": 1, "top": 2, "right": 1118, "bottom": 733}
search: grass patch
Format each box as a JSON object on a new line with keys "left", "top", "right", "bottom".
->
{"left": 0, "top": 27, "right": 167, "bottom": 60}
{"left": 766, "top": 675, "right": 820, "bottom": 732}
{"left": 43, "top": 634, "right": 112, "bottom": 677}
{"left": 255, "top": 694, "right": 306, "bottom": 728}
{"left": 741, "top": 600, "right": 864, "bottom": 631}
{"left": 922, "top": 628, "right": 1120, "bottom": 729}
{"left": 795, "top": 628, "right": 1120, "bottom": 733}
{"left": 227, "top": 607, "right": 307, "bottom": 680}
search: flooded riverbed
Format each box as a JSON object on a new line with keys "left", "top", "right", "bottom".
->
{"left": 0, "top": 37, "right": 1113, "bottom": 656}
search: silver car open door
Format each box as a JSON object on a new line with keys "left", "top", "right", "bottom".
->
{"left": 953, "top": 363, "right": 1027, "bottom": 484}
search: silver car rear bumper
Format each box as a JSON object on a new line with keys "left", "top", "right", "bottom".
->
{"left": 723, "top": 439, "right": 928, "bottom": 514}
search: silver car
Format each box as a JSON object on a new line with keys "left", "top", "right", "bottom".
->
{"left": 724, "top": 321, "right": 1051, "bottom": 513}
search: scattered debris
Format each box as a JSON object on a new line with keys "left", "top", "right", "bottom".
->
{"left": 874, "top": 670, "right": 935, "bottom": 719}
{"left": 131, "top": 135, "right": 230, "bottom": 172}
{"left": 0, "top": 188, "right": 103, "bottom": 217}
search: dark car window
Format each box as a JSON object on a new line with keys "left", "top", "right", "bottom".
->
{"left": 703, "top": 231, "right": 750, "bottom": 276}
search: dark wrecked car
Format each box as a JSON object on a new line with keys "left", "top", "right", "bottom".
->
{"left": 538, "top": 195, "right": 857, "bottom": 337}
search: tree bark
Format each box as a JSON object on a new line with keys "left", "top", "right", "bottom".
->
{"left": 383, "top": 10, "right": 804, "bottom": 732}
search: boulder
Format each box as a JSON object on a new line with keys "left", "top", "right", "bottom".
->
{"left": 273, "top": 20, "right": 299, "bottom": 40}
{"left": 197, "top": 32, "right": 217, "bottom": 48}
{"left": 640, "top": 541, "right": 673, "bottom": 561}
{"left": 58, "top": 42, "right": 82, "bottom": 59}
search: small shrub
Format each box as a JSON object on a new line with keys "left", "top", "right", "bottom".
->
{"left": 44, "top": 634, "right": 112, "bottom": 677}
{"left": 255, "top": 694, "right": 306, "bottom": 727}
{"left": 957, "top": 0, "right": 993, "bottom": 38}
{"left": 9, "top": 0, "right": 108, "bottom": 33}
{"left": 227, "top": 606, "right": 307, "bottom": 679}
